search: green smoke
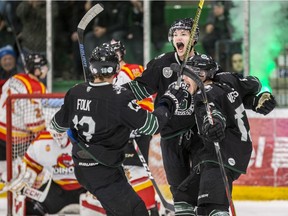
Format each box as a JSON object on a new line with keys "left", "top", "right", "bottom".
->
{"left": 230, "top": 0, "right": 288, "bottom": 92}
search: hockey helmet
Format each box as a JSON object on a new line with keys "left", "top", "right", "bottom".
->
{"left": 89, "top": 43, "right": 119, "bottom": 76}
{"left": 25, "top": 53, "right": 48, "bottom": 74}
{"left": 110, "top": 39, "right": 126, "bottom": 60}
{"left": 187, "top": 54, "right": 219, "bottom": 79}
{"left": 168, "top": 18, "right": 200, "bottom": 43}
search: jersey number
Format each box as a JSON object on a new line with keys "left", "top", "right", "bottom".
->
{"left": 72, "top": 115, "right": 95, "bottom": 142}
{"left": 234, "top": 104, "right": 250, "bottom": 141}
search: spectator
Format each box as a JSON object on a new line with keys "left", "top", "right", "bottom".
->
{"left": 202, "top": 0, "right": 233, "bottom": 59}
{"left": 84, "top": 1, "right": 130, "bottom": 60}
{"left": 127, "top": 0, "right": 144, "bottom": 65}
{"left": 16, "top": 0, "right": 58, "bottom": 55}
{"left": 151, "top": 0, "right": 167, "bottom": 52}
{"left": 53, "top": 1, "right": 86, "bottom": 80}
{"left": 231, "top": 52, "right": 244, "bottom": 74}
{"left": 0, "top": 14, "right": 15, "bottom": 47}
{"left": 0, "top": 45, "right": 20, "bottom": 95}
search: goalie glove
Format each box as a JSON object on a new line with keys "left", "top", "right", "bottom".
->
{"left": 253, "top": 91, "right": 276, "bottom": 115}
{"left": 202, "top": 109, "right": 226, "bottom": 143}
{"left": 158, "top": 86, "right": 185, "bottom": 114}
{"left": 5, "top": 163, "right": 37, "bottom": 193}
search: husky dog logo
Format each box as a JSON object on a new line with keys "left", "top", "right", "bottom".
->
{"left": 163, "top": 67, "right": 173, "bottom": 78}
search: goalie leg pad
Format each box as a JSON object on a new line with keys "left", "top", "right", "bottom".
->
{"left": 12, "top": 194, "right": 26, "bottom": 216}
{"left": 80, "top": 192, "right": 106, "bottom": 216}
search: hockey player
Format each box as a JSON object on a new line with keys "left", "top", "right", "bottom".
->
{"left": 123, "top": 17, "right": 276, "bottom": 215}
{"left": 50, "top": 43, "right": 185, "bottom": 216}
{"left": 174, "top": 54, "right": 274, "bottom": 215}
{"left": 111, "top": 39, "right": 159, "bottom": 215}
{"left": 6, "top": 130, "right": 86, "bottom": 215}
{"left": 0, "top": 53, "right": 48, "bottom": 183}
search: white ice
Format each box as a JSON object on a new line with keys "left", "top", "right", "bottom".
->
{"left": 1, "top": 198, "right": 288, "bottom": 215}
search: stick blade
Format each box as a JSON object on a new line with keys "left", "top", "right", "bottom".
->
{"left": 77, "top": 3, "right": 104, "bottom": 30}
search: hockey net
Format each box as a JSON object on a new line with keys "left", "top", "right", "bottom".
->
{"left": 5, "top": 93, "right": 65, "bottom": 215}
{"left": 5, "top": 93, "right": 173, "bottom": 215}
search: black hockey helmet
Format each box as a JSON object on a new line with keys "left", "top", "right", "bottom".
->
{"left": 187, "top": 54, "right": 219, "bottom": 79}
{"left": 168, "top": 18, "right": 200, "bottom": 44}
{"left": 89, "top": 43, "right": 119, "bottom": 76}
{"left": 25, "top": 53, "right": 48, "bottom": 74}
{"left": 110, "top": 39, "right": 126, "bottom": 60}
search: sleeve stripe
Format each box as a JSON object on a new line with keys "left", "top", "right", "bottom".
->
{"left": 129, "top": 81, "right": 151, "bottom": 100}
{"left": 138, "top": 112, "right": 159, "bottom": 135}
{"left": 51, "top": 116, "right": 69, "bottom": 132}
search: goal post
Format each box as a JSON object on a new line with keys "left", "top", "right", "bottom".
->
{"left": 6, "top": 93, "right": 65, "bottom": 216}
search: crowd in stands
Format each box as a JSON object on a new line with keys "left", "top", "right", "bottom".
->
{"left": 0, "top": 0, "right": 251, "bottom": 85}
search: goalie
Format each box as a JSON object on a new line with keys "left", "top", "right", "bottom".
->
{"left": 1, "top": 130, "right": 86, "bottom": 216}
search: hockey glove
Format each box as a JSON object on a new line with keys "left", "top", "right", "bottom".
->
{"left": 202, "top": 110, "right": 226, "bottom": 143}
{"left": 253, "top": 92, "right": 276, "bottom": 115}
{"left": 158, "top": 87, "right": 185, "bottom": 114}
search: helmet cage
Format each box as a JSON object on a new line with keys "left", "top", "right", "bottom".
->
{"left": 25, "top": 54, "right": 48, "bottom": 74}
{"left": 187, "top": 54, "right": 219, "bottom": 79}
{"left": 50, "top": 131, "right": 69, "bottom": 148}
{"left": 110, "top": 40, "right": 126, "bottom": 59}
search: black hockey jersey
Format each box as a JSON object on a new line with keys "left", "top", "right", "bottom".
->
{"left": 51, "top": 82, "right": 168, "bottom": 167}
{"left": 194, "top": 73, "right": 261, "bottom": 173}
{"left": 127, "top": 52, "right": 196, "bottom": 137}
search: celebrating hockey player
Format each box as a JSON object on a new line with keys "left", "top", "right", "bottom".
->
{"left": 123, "top": 17, "right": 276, "bottom": 215}
{"left": 50, "top": 43, "right": 185, "bottom": 216}
{"left": 111, "top": 39, "right": 159, "bottom": 215}
{"left": 173, "top": 54, "right": 271, "bottom": 216}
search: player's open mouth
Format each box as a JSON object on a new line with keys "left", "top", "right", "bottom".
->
{"left": 176, "top": 42, "right": 185, "bottom": 51}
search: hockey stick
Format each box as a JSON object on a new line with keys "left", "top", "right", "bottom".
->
{"left": 171, "top": 63, "right": 237, "bottom": 216}
{"left": 132, "top": 139, "right": 174, "bottom": 213}
{"left": 77, "top": 3, "right": 104, "bottom": 82}
{"left": 0, "top": 168, "right": 52, "bottom": 203}
{"left": 22, "top": 175, "right": 52, "bottom": 202}
{"left": 176, "top": 0, "right": 205, "bottom": 89}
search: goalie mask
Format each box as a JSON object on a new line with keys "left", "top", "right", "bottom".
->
{"left": 168, "top": 18, "right": 200, "bottom": 44}
{"left": 187, "top": 54, "right": 219, "bottom": 80}
{"left": 25, "top": 53, "right": 48, "bottom": 76}
{"left": 49, "top": 130, "right": 69, "bottom": 148}
{"left": 89, "top": 43, "right": 120, "bottom": 76}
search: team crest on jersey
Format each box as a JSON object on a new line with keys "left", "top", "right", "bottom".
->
{"left": 128, "top": 100, "right": 141, "bottom": 112}
{"left": 163, "top": 67, "right": 173, "bottom": 78}
{"left": 53, "top": 153, "right": 74, "bottom": 175}
{"left": 87, "top": 86, "right": 92, "bottom": 92}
